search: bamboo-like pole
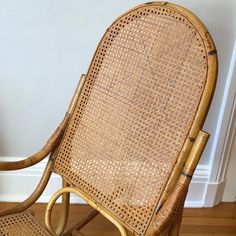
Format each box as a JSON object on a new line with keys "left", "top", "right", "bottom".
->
{"left": 0, "top": 114, "right": 69, "bottom": 171}
{"left": 0, "top": 74, "right": 87, "bottom": 218}
{"left": 0, "top": 155, "right": 53, "bottom": 216}
{"left": 55, "top": 178, "right": 70, "bottom": 235}
{"left": 168, "top": 223, "right": 181, "bottom": 236}
{"left": 45, "top": 187, "right": 128, "bottom": 236}
{"left": 67, "top": 74, "right": 86, "bottom": 114}
{"left": 181, "top": 130, "right": 209, "bottom": 184}
{"left": 0, "top": 74, "right": 86, "bottom": 171}
{"left": 147, "top": 130, "right": 209, "bottom": 236}
{"left": 149, "top": 0, "right": 217, "bottom": 217}
{"left": 63, "top": 209, "right": 99, "bottom": 236}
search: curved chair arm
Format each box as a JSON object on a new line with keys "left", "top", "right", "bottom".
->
{"left": 0, "top": 155, "right": 53, "bottom": 217}
{"left": 0, "top": 112, "right": 70, "bottom": 171}
{"left": 0, "top": 74, "right": 87, "bottom": 171}
{"left": 45, "top": 187, "right": 128, "bottom": 236}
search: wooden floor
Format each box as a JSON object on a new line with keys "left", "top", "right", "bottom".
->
{"left": 0, "top": 202, "right": 235, "bottom": 235}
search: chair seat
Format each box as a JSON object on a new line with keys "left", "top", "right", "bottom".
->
{"left": 0, "top": 212, "right": 51, "bottom": 236}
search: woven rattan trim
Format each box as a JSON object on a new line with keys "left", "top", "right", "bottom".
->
{"left": 54, "top": 3, "right": 207, "bottom": 235}
{"left": 0, "top": 212, "right": 51, "bottom": 236}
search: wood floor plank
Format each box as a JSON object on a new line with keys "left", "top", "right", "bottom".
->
{"left": 182, "top": 217, "right": 236, "bottom": 226}
{"left": 0, "top": 202, "right": 235, "bottom": 235}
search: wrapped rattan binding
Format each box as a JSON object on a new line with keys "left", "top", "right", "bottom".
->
{"left": 146, "top": 181, "right": 188, "bottom": 235}
{"left": 0, "top": 2, "right": 217, "bottom": 236}
{"left": 147, "top": 130, "right": 210, "bottom": 235}
{"left": 53, "top": 2, "right": 217, "bottom": 235}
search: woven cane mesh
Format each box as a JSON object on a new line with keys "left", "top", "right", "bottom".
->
{"left": 0, "top": 212, "right": 51, "bottom": 236}
{"left": 54, "top": 3, "right": 207, "bottom": 235}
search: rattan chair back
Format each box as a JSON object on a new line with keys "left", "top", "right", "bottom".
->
{"left": 53, "top": 2, "right": 217, "bottom": 235}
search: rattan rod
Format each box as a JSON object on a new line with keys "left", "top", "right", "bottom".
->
{"left": 55, "top": 178, "right": 70, "bottom": 235}
{"left": 0, "top": 74, "right": 86, "bottom": 171}
{"left": 0, "top": 155, "right": 53, "bottom": 216}
{"left": 45, "top": 187, "right": 128, "bottom": 236}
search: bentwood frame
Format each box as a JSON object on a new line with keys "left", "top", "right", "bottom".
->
{"left": 0, "top": 2, "right": 217, "bottom": 236}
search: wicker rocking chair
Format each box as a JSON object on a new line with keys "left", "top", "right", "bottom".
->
{"left": 0, "top": 2, "right": 217, "bottom": 236}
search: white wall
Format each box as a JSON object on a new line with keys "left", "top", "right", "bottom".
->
{"left": 0, "top": 0, "right": 236, "bottom": 206}
{"left": 222, "top": 100, "right": 236, "bottom": 202}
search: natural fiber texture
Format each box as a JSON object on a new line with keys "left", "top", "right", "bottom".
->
{"left": 45, "top": 112, "right": 70, "bottom": 148}
{"left": 146, "top": 181, "right": 188, "bottom": 235}
{"left": 54, "top": 3, "right": 208, "bottom": 235}
{"left": 0, "top": 212, "right": 51, "bottom": 236}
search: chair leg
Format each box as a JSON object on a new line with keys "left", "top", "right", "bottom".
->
{"left": 168, "top": 223, "right": 181, "bottom": 236}
{"left": 72, "top": 230, "right": 84, "bottom": 236}
{"left": 63, "top": 209, "right": 99, "bottom": 236}
{"left": 158, "top": 226, "right": 171, "bottom": 236}
{"left": 55, "top": 178, "right": 70, "bottom": 235}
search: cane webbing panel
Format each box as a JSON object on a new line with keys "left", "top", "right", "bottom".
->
{"left": 54, "top": 3, "right": 207, "bottom": 235}
{"left": 0, "top": 212, "right": 51, "bottom": 236}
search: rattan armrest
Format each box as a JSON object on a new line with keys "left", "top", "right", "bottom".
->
{"left": 0, "top": 156, "right": 53, "bottom": 217}
{"left": 0, "top": 112, "right": 70, "bottom": 171}
{"left": 0, "top": 74, "right": 85, "bottom": 171}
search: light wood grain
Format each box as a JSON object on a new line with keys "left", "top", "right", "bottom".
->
{"left": 0, "top": 202, "right": 235, "bottom": 236}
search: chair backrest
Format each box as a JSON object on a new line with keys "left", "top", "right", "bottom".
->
{"left": 53, "top": 2, "right": 217, "bottom": 235}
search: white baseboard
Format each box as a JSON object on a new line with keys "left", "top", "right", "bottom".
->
{"left": 0, "top": 157, "right": 210, "bottom": 207}
{"left": 185, "top": 164, "right": 210, "bottom": 208}
{"left": 203, "top": 179, "right": 226, "bottom": 207}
